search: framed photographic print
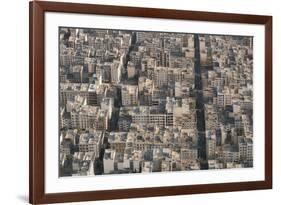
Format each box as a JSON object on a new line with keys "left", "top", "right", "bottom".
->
{"left": 29, "top": 1, "right": 272, "bottom": 204}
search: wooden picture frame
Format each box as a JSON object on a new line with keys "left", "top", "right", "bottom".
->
{"left": 29, "top": 1, "right": 272, "bottom": 204}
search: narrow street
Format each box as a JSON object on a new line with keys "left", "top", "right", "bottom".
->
{"left": 194, "top": 34, "right": 208, "bottom": 170}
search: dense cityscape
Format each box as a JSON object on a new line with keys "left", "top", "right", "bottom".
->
{"left": 59, "top": 27, "right": 253, "bottom": 177}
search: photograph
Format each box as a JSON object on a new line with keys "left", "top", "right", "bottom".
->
{"left": 27, "top": 1, "right": 272, "bottom": 204}
{"left": 59, "top": 27, "right": 254, "bottom": 177}
{"left": 0, "top": 0, "right": 277, "bottom": 204}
